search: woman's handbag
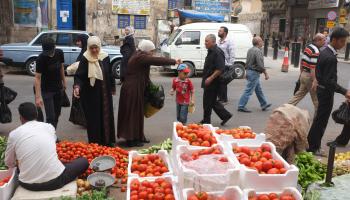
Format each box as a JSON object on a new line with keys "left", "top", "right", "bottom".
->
{"left": 0, "top": 86, "right": 12, "bottom": 123}
{"left": 332, "top": 102, "right": 350, "bottom": 125}
{"left": 61, "top": 90, "right": 71, "bottom": 107}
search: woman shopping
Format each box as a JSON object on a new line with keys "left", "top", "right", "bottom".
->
{"left": 74, "top": 36, "right": 116, "bottom": 146}
{"left": 119, "top": 26, "right": 136, "bottom": 83}
{"left": 117, "top": 40, "right": 180, "bottom": 147}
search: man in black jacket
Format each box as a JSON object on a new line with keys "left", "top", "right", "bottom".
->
{"left": 308, "top": 27, "right": 350, "bottom": 155}
{"left": 200, "top": 34, "right": 232, "bottom": 125}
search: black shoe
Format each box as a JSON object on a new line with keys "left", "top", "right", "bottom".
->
{"left": 238, "top": 108, "right": 252, "bottom": 113}
{"left": 327, "top": 140, "right": 347, "bottom": 147}
{"left": 199, "top": 120, "right": 210, "bottom": 124}
{"left": 262, "top": 104, "right": 272, "bottom": 111}
{"left": 221, "top": 114, "right": 232, "bottom": 126}
{"left": 126, "top": 140, "right": 136, "bottom": 147}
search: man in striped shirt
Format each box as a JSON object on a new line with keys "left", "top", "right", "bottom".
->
{"left": 288, "top": 33, "right": 326, "bottom": 113}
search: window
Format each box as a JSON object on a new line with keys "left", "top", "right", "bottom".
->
{"left": 56, "top": 33, "right": 71, "bottom": 46}
{"left": 32, "top": 33, "right": 57, "bottom": 46}
{"left": 118, "top": 15, "right": 130, "bottom": 28}
{"left": 134, "top": 15, "right": 147, "bottom": 29}
{"left": 177, "top": 31, "right": 200, "bottom": 45}
{"left": 168, "top": 29, "right": 181, "bottom": 45}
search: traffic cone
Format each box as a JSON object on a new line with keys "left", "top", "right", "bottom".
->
{"left": 281, "top": 47, "right": 289, "bottom": 72}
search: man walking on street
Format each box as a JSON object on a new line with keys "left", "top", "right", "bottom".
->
{"left": 217, "top": 26, "right": 235, "bottom": 104}
{"left": 237, "top": 37, "right": 271, "bottom": 113}
{"left": 288, "top": 33, "right": 326, "bottom": 113}
{"left": 307, "top": 27, "right": 350, "bottom": 155}
{"left": 200, "top": 34, "right": 232, "bottom": 126}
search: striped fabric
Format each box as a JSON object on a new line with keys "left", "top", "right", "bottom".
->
{"left": 301, "top": 44, "right": 320, "bottom": 70}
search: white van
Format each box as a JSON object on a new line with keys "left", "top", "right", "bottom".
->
{"left": 161, "top": 22, "right": 253, "bottom": 78}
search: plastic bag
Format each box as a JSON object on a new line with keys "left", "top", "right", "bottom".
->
{"left": 144, "top": 82, "right": 165, "bottom": 109}
{"left": 61, "top": 90, "right": 71, "bottom": 107}
{"left": 144, "top": 103, "right": 160, "bottom": 118}
{"left": 69, "top": 95, "right": 86, "bottom": 126}
{"left": 0, "top": 87, "right": 11, "bottom": 123}
{"left": 219, "top": 65, "right": 236, "bottom": 84}
{"left": 332, "top": 102, "right": 350, "bottom": 125}
{"left": 182, "top": 154, "right": 233, "bottom": 175}
{"left": 0, "top": 86, "right": 17, "bottom": 104}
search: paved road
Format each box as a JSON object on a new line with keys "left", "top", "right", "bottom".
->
{"left": 1, "top": 58, "right": 349, "bottom": 153}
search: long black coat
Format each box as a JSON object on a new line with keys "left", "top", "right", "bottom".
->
{"left": 120, "top": 35, "right": 136, "bottom": 81}
{"left": 74, "top": 56, "right": 116, "bottom": 145}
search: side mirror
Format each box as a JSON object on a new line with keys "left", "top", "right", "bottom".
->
{"left": 175, "top": 38, "right": 182, "bottom": 45}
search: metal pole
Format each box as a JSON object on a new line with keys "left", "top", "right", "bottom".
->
{"left": 294, "top": 43, "right": 301, "bottom": 68}
{"left": 345, "top": 43, "right": 350, "bottom": 61}
{"left": 264, "top": 38, "right": 269, "bottom": 57}
{"left": 291, "top": 43, "right": 296, "bottom": 66}
{"left": 325, "top": 143, "right": 336, "bottom": 184}
{"left": 273, "top": 39, "right": 278, "bottom": 60}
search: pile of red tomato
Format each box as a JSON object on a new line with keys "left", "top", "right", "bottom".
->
{"left": 129, "top": 178, "right": 176, "bottom": 200}
{"left": 216, "top": 127, "right": 256, "bottom": 139}
{"left": 233, "top": 144, "right": 287, "bottom": 174}
{"left": 180, "top": 146, "right": 227, "bottom": 162}
{"left": 0, "top": 175, "right": 11, "bottom": 187}
{"left": 176, "top": 123, "right": 217, "bottom": 147}
{"left": 131, "top": 154, "right": 169, "bottom": 177}
{"left": 248, "top": 193, "right": 296, "bottom": 200}
{"left": 56, "top": 141, "right": 129, "bottom": 178}
{"left": 187, "top": 192, "right": 227, "bottom": 200}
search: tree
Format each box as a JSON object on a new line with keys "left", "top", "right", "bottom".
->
{"left": 0, "top": 0, "right": 13, "bottom": 44}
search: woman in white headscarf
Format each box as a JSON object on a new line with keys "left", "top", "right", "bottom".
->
{"left": 117, "top": 40, "right": 181, "bottom": 147}
{"left": 74, "top": 36, "right": 116, "bottom": 146}
{"left": 119, "top": 26, "right": 136, "bottom": 83}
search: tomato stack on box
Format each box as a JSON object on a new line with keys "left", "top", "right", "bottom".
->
{"left": 0, "top": 168, "right": 17, "bottom": 200}
{"left": 170, "top": 122, "right": 302, "bottom": 200}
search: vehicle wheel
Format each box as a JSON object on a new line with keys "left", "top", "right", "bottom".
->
{"left": 183, "top": 62, "right": 195, "bottom": 78}
{"left": 25, "top": 58, "right": 37, "bottom": 76}
{"left": 234, "top": 63, "right": 245, "bottom": 79}
{"left": 112, "top": 60, "right": 121, "bottom": 79}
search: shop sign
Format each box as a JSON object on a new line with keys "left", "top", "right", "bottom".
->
{"left": 339, "top": 16, "right": 347, "bottom": 24}
{"left": 340, "top": 8, "right": 347, "bottom": 17}
{"left": 326, "top": 20, "right": 336, "bottom": 28}
{"left": 112, "top": 0, "right": 150, "bottom": 15}
{"left": 308, "top": 0, "right": 339, "bottom": 9}
{"left": 327, "top": 11, "right": 337, "bottom": 21}
{"left": 193, "top": 0, "right": 231, "bottom": 16}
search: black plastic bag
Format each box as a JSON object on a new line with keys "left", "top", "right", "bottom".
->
{"left": 219, "top": 65, "right": 237, "bottom": 84}
{"left": 1, "top": 86, "right": 17, "bottom": 104}
{"left": 144, "top": 82, "right": 165, "bottom": 109}
{"left": 69, "top": 95, "right": 86, "bottom": 127}
{"left": 61, "top": 90, "right": 70, "bottom": 107}
{"left": 332, "top": 102, "right": 350, "bottom": 125}
{"left": 294, "top": 79, "right": 301, "bottom": 95}
{"left": 0, "top": 87, "right": 11, "bottom": 123}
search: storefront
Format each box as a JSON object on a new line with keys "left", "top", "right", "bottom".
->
{"left": 308, "top": 0, "right": 340, "bottom": 36}
{"left": 261, "top": 0, "right": 286, "bottom": 39}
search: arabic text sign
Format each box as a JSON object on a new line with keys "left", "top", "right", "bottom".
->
{"left": 193, "top": 0, "right": 231, "bottom": 15}
{"left": 112, "top": 0, "right": 150, "bottom": 15}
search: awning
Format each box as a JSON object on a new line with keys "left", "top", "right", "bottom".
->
{"left": 176, "top": 9, "right": 225, "bottom": 22}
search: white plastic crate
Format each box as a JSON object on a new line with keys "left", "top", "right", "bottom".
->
{"left": 128, "top": 150, "right": 174, "bottom": 177}
{"left": 183, "top": 186, "right": 243, "bottom": 200}
{"left": 226, "top": 142, "right": 299, "bottom": 191}
{"left": 243, "top": 187, "right": 302, "bottom": 200}
{"left": 172, "top": 122, "right": 220, "bottom": 156}
{"left": 174, "top": 144, "right": 240, "bottom": 192}
{"left": 213, "top": 126, "right": 266, "bottom": 146}
{"left": 0, "top": 168, "right": 18, "bottom": 200}
{"left": 126, "top": 176, "right": 180, "bottom": 200}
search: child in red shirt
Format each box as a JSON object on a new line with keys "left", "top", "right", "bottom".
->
{"left": 170, "top": 64, "right": 194, "bottom": 124}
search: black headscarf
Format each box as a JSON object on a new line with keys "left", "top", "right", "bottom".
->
{"left": 76, "top": 34, "right": 89, "bottom": 62}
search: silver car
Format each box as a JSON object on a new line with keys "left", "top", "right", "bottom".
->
{"left": 0, "top": 30, "right": 122, "bottom": 78}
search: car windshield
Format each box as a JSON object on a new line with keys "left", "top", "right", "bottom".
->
{"left": 167, "top": 29, "right": 181, "bottom": 45}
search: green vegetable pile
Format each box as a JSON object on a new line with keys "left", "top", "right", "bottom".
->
{"left": 0, "top": 136, "right": 7, "bottom": 170}
{"left": 61, "top": 189, "right": 112, "bottom": 200}
{"left": 138, "top": 138, "right": 172, "bottom": 154}
{"left": 295, "top": 152, "right": 326, "bottom": 194}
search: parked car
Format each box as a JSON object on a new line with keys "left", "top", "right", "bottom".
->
{"left": 161, "top": 22, "right": 253, "bottom": 78}
{"left": 0, "top": 30, "right": 122, "bottom": 78}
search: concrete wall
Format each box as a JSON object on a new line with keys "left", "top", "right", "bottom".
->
{"left": 237, "top": 0, "right": 263, "bottom": 36}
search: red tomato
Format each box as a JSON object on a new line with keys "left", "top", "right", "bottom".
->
{"left": 240, "top": 157, "right": 251, "bottom": 166}
{"left": 139, "top": 191, "right": 148, "bottom": 199}
{"left": 279, "top": 168, "right": 287, "bottom": 174}
{"left": 187, "top": 195, "right": 199, "bottom": 200}
{"left": 164, "top": 188, "right": 173, "bottom": 195}
{"left": 130, "top": 195, "right": 139, "bottom": 200}
{"left": 197, "top": 192, "right": 208, "bottom": 200}
{"left": 273, "top": 160, "right": 284, "bottom": 169}
{"left": 257, "top": 194, "right": 269, "bottom": 200}
{"left": 262, "top": 152, "right": 272, "bottom": 159}
{"left": 155, "top": 192, "right": 165, "bottom": 200}
{"left": 164, "top": 194, "right": 175, "bottom": 200}
{"left": 121, "top": 185, "right": 127, "bottom": 192}
{"left": 262, "top": 160, "right": 273, "bottom": 172}
{"left": 268, "top": 193, "right": 278, "bottom": 199}
{"left": 261, "top": 144, "right": 271, "bottom": 152}
{"left": 267, "top": 168, "right": 280, "bottom": 174}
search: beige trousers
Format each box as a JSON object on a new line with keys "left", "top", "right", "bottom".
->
{"left": 289, "top": 71, "right": 318, "bottom": 111}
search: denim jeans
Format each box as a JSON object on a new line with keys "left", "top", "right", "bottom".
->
{"left": 238, "top": 70, "right": 268, "bottom": 109}
{"left": 42, "top": 91, "right": 62, "bottom": 129}
{"left": 177, "top": 104, "right": 189, "bottom": 124}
